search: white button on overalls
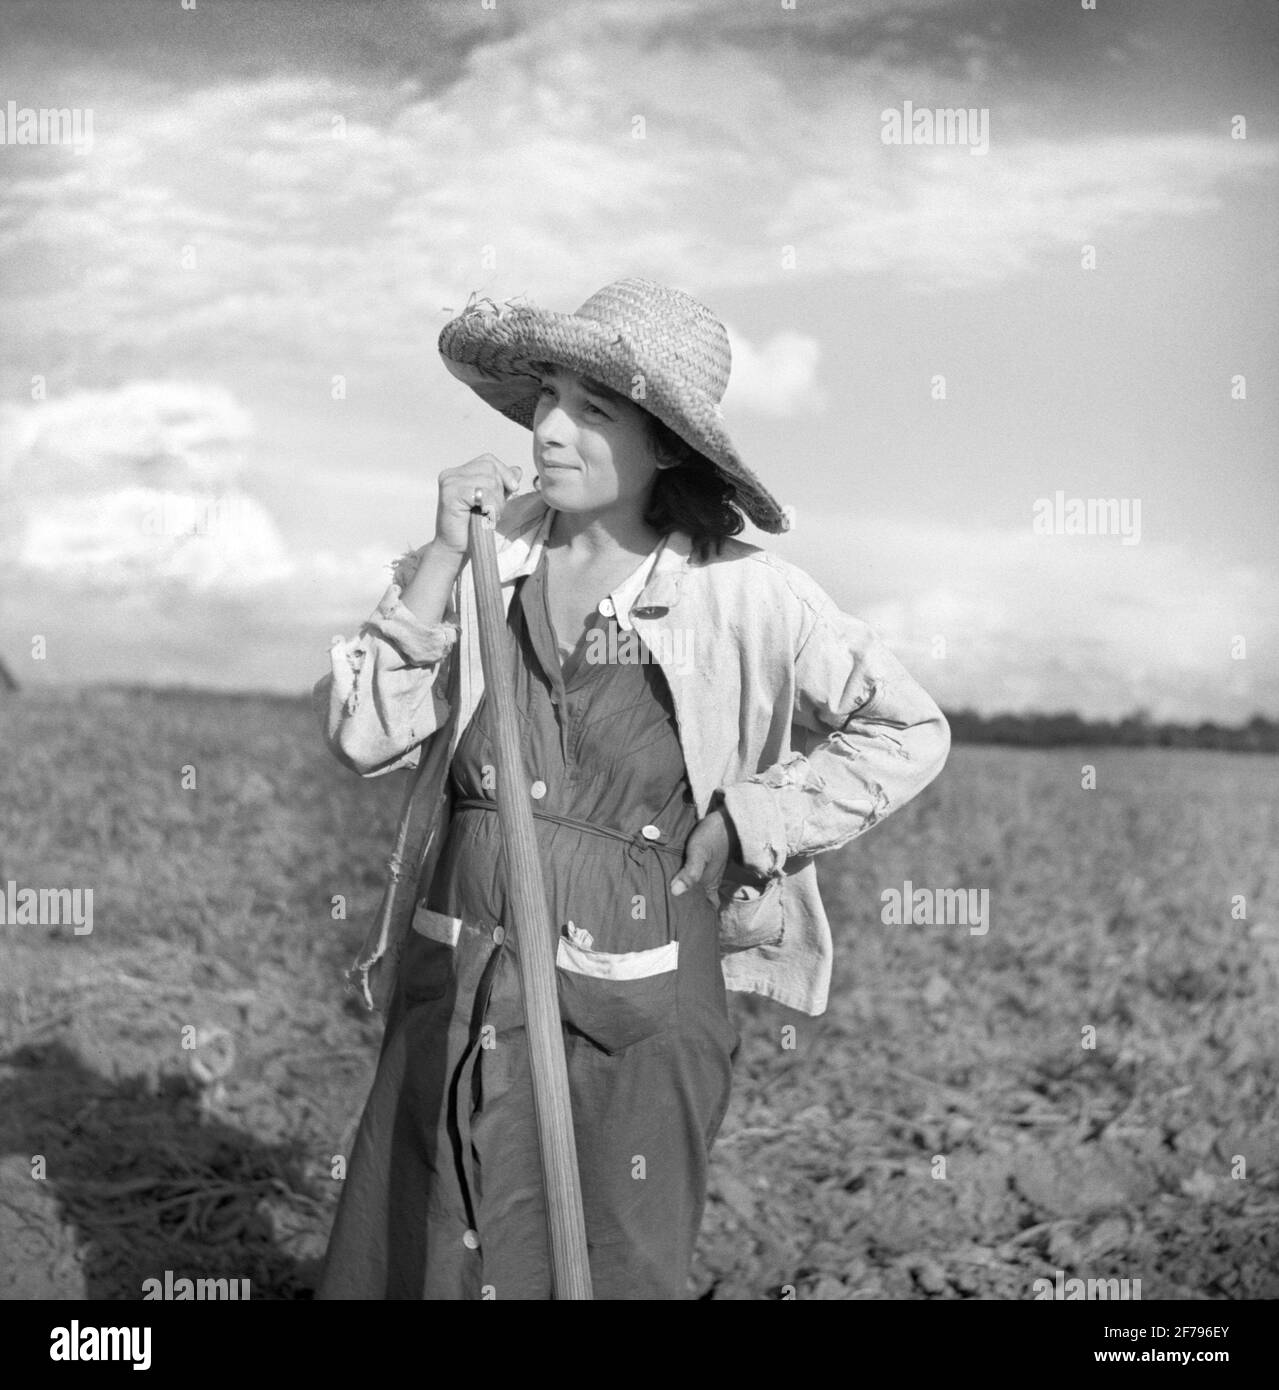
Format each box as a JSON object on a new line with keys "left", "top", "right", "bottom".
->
{"left": 492, "top": 925, "right": 506, "bottom": 945}
{"left": 597, "top": 597, "right": 615, "bottom": 617}
{"left": 530, "top": 780, "right": 547, "bottom": 799}
{"left": 462, "top": 1229, "right": 480, "bottom": 1250}
{"left": 640, "top": 824, "right": 662, "bottom": 841}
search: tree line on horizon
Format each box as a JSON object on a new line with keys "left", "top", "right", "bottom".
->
{"left": 943, "top": 708, "right": 1279, "bottom": 752}
{"left": 5, "top": 679, "right": 1277, "bottom": 752}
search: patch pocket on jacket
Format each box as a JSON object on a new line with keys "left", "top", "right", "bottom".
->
{"left": 716, "top": 870, "right": 785, "bottom": 952}
{"left": 556, "top": 936, "right": 679, "bottom": 1055}
{"left": 400, "top": 906, "right": 462, "bottom": 1004}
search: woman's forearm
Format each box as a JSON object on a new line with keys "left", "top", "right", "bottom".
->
{"left": 399, "top": 540, "right": 466, "bottom": 625}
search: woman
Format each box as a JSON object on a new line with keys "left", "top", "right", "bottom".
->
{"left": 314, "top": 278, "right": 950, "bottom": 1300}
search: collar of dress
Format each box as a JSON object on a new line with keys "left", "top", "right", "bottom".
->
{"left": 494, "top": 494, "right": 693, "bottom": 630}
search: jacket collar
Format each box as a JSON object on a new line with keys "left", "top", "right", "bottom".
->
{"left": 496, "top": 492, "right": 693, "bottom": 623}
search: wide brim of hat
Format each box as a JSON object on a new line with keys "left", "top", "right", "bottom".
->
{"left": 438, "top": 298, "right": 791, "bottom": 534}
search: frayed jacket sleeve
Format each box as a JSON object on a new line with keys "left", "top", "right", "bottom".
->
{"left": 719, "top": 597, "right": 950, "bottom": 879}
{"left": 314, "top": 547, "right": 460, "bottom": 777}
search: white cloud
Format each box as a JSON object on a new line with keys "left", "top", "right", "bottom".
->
{"left": 1, "top": 381, "right": 291, "bottom": 593}
{"left": 17, "top": 486, "right": 294, "bottom": 593}
{"left": 772, "top": 135, "right": 1277, "bottom": 291}
{"left": 1, "top": 380, "right": 253, "bottom": 494}
{"left": 3, "top": 10, "right": 1273, "bottom": 374}
{"left": 723, "top": 328, "right": 824, "bottom": 418}
{"left": 769, "top": 510, "right": 1279, "bottom": 723}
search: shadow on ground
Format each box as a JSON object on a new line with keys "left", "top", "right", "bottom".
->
{"left": 0, "top": 1039, "right": 321, "bottom": 1300}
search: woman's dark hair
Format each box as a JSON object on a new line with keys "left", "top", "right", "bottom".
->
{"left": 641, "top": 414, "right": 746, "bottom": 563}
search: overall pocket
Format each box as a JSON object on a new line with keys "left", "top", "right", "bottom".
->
{"left": 398, "top": 905, "right": 463, "bottom": 1005}
{"left": 555, "top": 933, "right": 679, "bottom": 1055}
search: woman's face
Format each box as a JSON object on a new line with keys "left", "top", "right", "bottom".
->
{"left": 531, "top": 365, "right": 662, "bottom": 520}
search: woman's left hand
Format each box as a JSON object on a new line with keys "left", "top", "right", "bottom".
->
{"left": 670, "top": 808, "right": 739, "bottom": 898}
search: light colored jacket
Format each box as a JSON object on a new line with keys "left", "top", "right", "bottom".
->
{"left": 316, "top": 490, "right": 950, "bottom": 1016}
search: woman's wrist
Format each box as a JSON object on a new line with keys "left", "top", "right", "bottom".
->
{"left": 707, "top": 791, "right": 743, "bottom": 864}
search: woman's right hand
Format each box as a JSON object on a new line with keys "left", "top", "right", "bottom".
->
{"left": 433, "top": 453, "right": 524, "bottom": 558}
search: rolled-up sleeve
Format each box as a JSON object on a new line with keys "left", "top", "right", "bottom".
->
{"left": 314, "top": 548, "right": 460, "bottom": 777}
{"left": 720, "top": 598, "right": 950, "bottom": 878}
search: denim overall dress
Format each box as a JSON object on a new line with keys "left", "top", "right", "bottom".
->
{"left": 316, "top": 545, "right": 740, "bottom": 1300}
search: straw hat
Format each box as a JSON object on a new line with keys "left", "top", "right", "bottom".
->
{"left": 437, "top": 277, "right": 792, "bottom": 534}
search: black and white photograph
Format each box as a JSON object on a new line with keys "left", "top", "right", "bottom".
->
{"left": 0, "top": 0, "right": 1275, "bottom": 1354}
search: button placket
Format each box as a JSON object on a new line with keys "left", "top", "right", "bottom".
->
{"left": 560, "top": 649, "right": 595, "bottom": 769}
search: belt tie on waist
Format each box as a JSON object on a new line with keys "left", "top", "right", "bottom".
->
{"left": 453, "top": 796, "right": 686, "bottom": 865}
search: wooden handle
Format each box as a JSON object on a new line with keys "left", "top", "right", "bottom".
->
{"left": 467, "top": 504, "right": 594, "bottom": 1300}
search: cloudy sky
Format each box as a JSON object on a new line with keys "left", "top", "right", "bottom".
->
{"left": 1, "top": 0, "right": 1275, "bottom": 720}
